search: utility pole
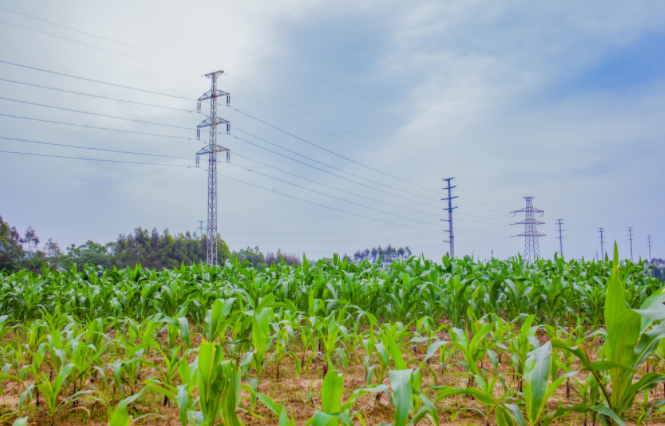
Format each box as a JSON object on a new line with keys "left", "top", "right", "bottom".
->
{"left": 198, "top": 220, "right": 204, "bottom": 239}
{"left": 512, "top": 197, "right": 545, "bottom": 263}
{"left": 441, "top": 178, "right": 457, "bottom": 258}
{"left": 648, "top": 235, "right": 652, "bottom": 260}
{"left": 628, "top": 227, "right": 634, "bottom": 261}
{"left": 598, "top": 228, "right": 605, "bottom": 260}
{"left": 556, "top": 219, "right": 565, "bottom": 257}
{"left": 196, "top": 71, "right": 231, "bottom": 266}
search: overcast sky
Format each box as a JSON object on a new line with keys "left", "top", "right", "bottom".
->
{"left": 1, "top": 0, "right": 663, "bottom": 261}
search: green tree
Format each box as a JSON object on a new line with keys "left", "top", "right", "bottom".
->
{"left": 0, "top": 215, "right": 24, "bottom": 272}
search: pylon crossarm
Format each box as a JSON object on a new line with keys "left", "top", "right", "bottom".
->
{"left": 198, "top": 89, "right": 230, "bottom": 102}
{"left": 198, "top": 117, "right": 229, "bottom": 128}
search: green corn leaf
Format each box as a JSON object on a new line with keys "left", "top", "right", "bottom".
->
{"left": 590, "top": 405, "right": 625, "bottom": 426}
{"left": 381, "top": 331, "right": 407, "bottom": 370}
{"left": 604, "top": 243, "right": 625, "bottom": 340}
{"left": 321, "top": 369, "right": 344, "bottom": 414}
{"left": 390, "top": 369, "right": 413, "bottom": 426}
{"left": 524, "top": 342, "right": 551, "bottom": 426}
{"left": 496, "top": 405, "right": 515, "bottom": 426}
{"left": 581, "top": 361, "right": 635, "bottom": 373}
{"left": 505, "top": 403, "right": 526, "bottom": 426}
{"left": 310, "top": 411, "right": 354, "bottom": 426}
{"left": 109, "top": 389, "right": 145, "bottom": 426}
{"left": 434, "top": 385, "right": 497, "bottom": 406}
{"left": 638, "top": 288, "right": 665, "bottom": 332}
{"left": 423, "top": 340, "right": 449, "bottom": 362}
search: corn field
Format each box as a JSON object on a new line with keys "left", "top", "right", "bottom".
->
{"left": 1, "top": 245, "right": 665, "bottom": 426}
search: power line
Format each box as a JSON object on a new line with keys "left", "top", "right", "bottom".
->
{"left": 223, "top": 72, "right": 445, "bottom": 176}
{"left": 230, "top": 132, "right": 441, "bottom": 209}
{"left": 208, "top": 170, "right": 442, "bottom": 232}
{"left": 0, "top": 134, "right": 507, "bottom": 232}
{"left": 0, "top": 148, "right": 440, "bottom": 231}
{"left": 0, "top": 60, "right": 194, "bottom": 101}
{"left": 0, "top": 62, "right": 513, "bottom": 217}
{"left": 0, "top": 113, "right": 191, "bottom": 139}
{"left": 0, "top": 19, "right": 191, "bottom": 73}
{"left": 0, "top": 149, "right": 192, "bottom": 168}
{"left": 0, "top": 96, "right": 192, "bottom": 130}
{"left": 0, "top": 137, "right": 501, "bottom": 238}
{"left": 2, "top": 132, "right": 442, "bottom": 221}
{"left": 231, "top": 106, "right": 439, "bottom": 195}
{"left": 0, "top": 136, "right": 191, "bottom": 161}
{"left": 0, "top": 5, "right": 204, "bottom": 69}
{"left": 0, "top": 78, "right": 194, "bottom": 112}
{"left": 0, "top": 5, "right": 443, "bottom": 180}
{"left": 218, "top": 78, "right": 442, "bottom": 179}
{"left": 231, "top": 154, "right": 441, "bottom": 218}
{"left": 0, "top": 73, "right": 514, "bottom": 215}
{"left": 228, "top": 162, "right": 437, "bottom": 225}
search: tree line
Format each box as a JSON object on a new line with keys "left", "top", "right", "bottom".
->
{"left": 0, "top": 215, "right": 300, "bottom": 272}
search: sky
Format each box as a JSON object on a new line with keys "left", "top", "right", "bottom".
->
{"left": 0, "top": 0, "right": 664, "bottom": 261}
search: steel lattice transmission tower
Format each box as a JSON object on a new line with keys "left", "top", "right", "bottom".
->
{"left": 512, "top": 197, "right": 545, "bottom": 263}
{"left": 195, "top": 71, "right": 231, "bottom": 266}
{"left": 441, "top": 178, "right": 457, "bottom": 258}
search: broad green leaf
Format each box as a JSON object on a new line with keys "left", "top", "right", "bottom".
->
{"left": 109, "top": 389, "right": 145, "bottom": 426}
{"left": 321, "top": 369, "right": 344, "bottom": 414}
{"left": 524, "top": 342, "right": 551, "bottom": 426}
{"left": 591, "top": 405, "right": 625, "bottom": 426}
{"left": 390, "top": 369, "right": 413, "bottom": 426}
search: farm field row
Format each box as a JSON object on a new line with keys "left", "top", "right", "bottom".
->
{"left": 1, "top": 246, "right": 664, "bottom": 426}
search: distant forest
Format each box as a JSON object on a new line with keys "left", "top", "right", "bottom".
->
{"left": 0, "top": 215, "right": 300, "bottom": 272}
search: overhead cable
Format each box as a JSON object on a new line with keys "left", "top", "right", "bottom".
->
{"left": 0, "top": 19, "right": 191, "bottom": 73}
{"left": 0, "top": 113, "right": 191, "bottom": 139}
{"left": 0, "top": 5, "right": 204, "bottom": 69}
{"left": 230, "top": 132, "right": 441, "bottom": 210}
{"left": 232, "top": 153, "right": 441, "bottom": 218}
{"left": 231, "top": 106, "right": 439, "bottom": 195}
{"left": 228, "top": 162, "right": 437, "bottom": 226}
{"left": 0, "top": 78, "right": 194, "bottom": 112}
{"left": 0, "top": 59, "right": 194, "bottom": 100}
{"left": 0, "top": 96, "right": 191, "bottom": 130}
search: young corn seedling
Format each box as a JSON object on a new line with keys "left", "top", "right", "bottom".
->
{"left": 552, "top": 244, "right": 665, "bottom": 426}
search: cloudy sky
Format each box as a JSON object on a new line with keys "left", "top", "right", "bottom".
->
{"left": 1, "top": 0, "right": 663, "bottom": 261}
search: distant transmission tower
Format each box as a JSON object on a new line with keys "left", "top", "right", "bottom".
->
{"left": 198, "top": 220, "right": 204, "bottom": 238}
{"left": 555, "top": 219, "right": 565, "bottom": 257}
{"left": 196, "top": 71, "right": 231, "bottom": 266}
{"left": 648, "top": 235, "right": 652, "bottom": 261}
{"left": 512, "top": 197, "right": 545, "bottom": 262}
{"left": 441, "top": 178, "right": 457, "bottom": 258}
{"left": 598, "top": 228, "right": 605, "bottom": 260}
{"left": 628, "top": 227, "right": 634, "bottom": 261}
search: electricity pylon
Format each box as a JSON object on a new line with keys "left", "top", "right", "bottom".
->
{"left": 196, "top": 71, "right": 231, "bottom": 266}
{"left": 598, "top": 228, "right": 605, "bottom": 260}
{"left": 648, "top": 235, "right": 652, "bottom": 261}
{"left": 512, "top": 197, "right": 545, "bottom": 263}
{"left": 441, "top": 178, "right": 457, "bottom": 258}
{"left": 556, "top": 219, "right": 564, "bottom": 257}
{"left": 628, "top": 227, "right": 634, "bottom": 261}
